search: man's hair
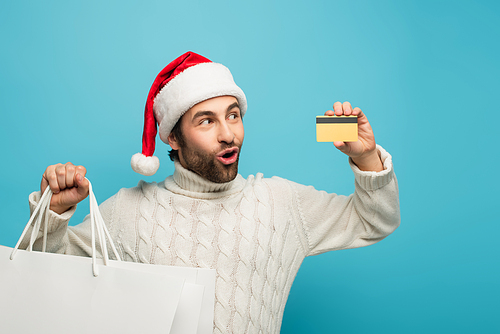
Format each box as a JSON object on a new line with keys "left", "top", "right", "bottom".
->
{"left": 168, "top": 119, "right": 184, "bottom": 161}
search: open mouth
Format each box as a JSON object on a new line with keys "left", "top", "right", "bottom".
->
{"left": 216, "top": 147, "right": 239, "bottom": 165}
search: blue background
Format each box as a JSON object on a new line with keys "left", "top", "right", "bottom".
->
{"left": 1, "top": 0, "right": 498, "bottom": 332}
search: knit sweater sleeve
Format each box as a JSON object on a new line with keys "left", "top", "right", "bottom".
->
{"left": 24, "top": 190, "right": 119, "bottom": 258}
{"left": 289, "top": 145, "right": 400, "bottom": 256}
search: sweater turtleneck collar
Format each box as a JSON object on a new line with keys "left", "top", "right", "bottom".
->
{"left": 163, "top": 160, "right": 246, "bottom": 199}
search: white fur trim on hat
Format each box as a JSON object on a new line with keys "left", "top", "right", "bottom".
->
{"left": 153, "top": 62, "right": 247, "bottom": 144}
{"left": 131, "top": 153, "right": 160, "bottom": 176}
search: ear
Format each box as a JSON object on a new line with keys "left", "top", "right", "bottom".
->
{"left": 167, "top": 132, "right": 180, "bottom": 150}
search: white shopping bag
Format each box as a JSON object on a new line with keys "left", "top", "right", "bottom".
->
{"left": 0, "top": 245, "right": 185, "bottom": 333}
{"left": 0, "top": 181, "right": 215, "bottom": 334}
{"left": 110, "top": 258, "right": 216, "bottom": 334}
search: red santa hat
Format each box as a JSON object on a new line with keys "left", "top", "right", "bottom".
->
{"left": 131, "top": 51, "right": 247, "bottom": 176}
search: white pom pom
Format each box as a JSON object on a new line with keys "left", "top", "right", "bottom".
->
{"left": 131, "top": 153, "right": 160, "bottom": 176}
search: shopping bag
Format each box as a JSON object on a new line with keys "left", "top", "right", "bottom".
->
{"left": 109, "top": 257, "right": 216, "bottom": 334}
{"left": 0, "top": 181, "right": 215, "bottom": 334}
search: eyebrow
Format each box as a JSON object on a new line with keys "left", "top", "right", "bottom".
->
{"left": 192, "top": 102, "right": 241, "bottom": 120}
{"left": 226, "top": 102, "right": 240, "bottom": 113}
{"left": 192, "top": 110, "right": 216, "bottom": 120}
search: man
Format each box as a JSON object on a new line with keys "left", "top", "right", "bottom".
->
{"left": 30, "top": 52, "right": 400, "bottom": 333}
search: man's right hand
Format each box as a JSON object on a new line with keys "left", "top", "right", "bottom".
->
{"left": 41, "top": 163, "right": 89, "bottom": 215}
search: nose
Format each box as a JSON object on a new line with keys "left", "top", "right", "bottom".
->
{"left": 217, "top": 121, "right": 235, "bottom": 144}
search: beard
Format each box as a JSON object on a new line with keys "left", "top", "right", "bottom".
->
{"left": 179, "top": 142, "right": 242, "bottom": 184}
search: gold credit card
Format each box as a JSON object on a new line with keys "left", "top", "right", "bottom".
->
{"left": 316, "top": 115, "right": 358, "bottom": 142}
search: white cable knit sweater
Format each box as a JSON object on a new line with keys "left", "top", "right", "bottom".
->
{"left": 28, "top": 145, "right": 400, "bottom": 334}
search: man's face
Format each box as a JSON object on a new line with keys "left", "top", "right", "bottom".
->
{"left": 168, "top": 95, "right": 244, "bottom": 183}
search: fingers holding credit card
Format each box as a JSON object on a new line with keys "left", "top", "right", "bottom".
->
{"left": 319, "top": 101, "right": 383, "bottom": 171}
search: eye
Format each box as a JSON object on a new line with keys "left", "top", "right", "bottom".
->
{"left": 228, "top": 113, "right": 239, "bottom": 120}
{"left": 200, "top": 119, "right": 212, "bottom": 125}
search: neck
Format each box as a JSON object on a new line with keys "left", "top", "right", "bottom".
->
{"left": 163, "top": 160, "right": 245, "bottom": 199}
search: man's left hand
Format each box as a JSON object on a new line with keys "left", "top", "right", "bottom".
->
{"left": 325, "top": 101, "right": 384, "bottom": 172}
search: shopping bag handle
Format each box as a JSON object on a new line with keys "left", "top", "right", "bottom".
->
{"left": 10, "top": 179, "right": 122, "bottom": 276}
{"left": 87, "top": 180, "right": 122, "bottom": 275}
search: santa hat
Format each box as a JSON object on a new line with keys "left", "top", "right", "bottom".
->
{"left": 131, "top": 51, "right": 247, "bottom": 176}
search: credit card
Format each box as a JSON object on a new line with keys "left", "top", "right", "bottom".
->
{"left": 316, "top": 115, "right": 358, "bottom": 142}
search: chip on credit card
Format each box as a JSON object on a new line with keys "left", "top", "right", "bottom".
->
{"left": 316, "top": 115, "right": 358, "bottom": 142}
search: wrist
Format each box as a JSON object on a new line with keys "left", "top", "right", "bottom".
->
{"left": 351, "top": 149, "right": 384, "bottom": 172}
{"left": 50, "top": 204, "right": 73, "bottom": 215}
